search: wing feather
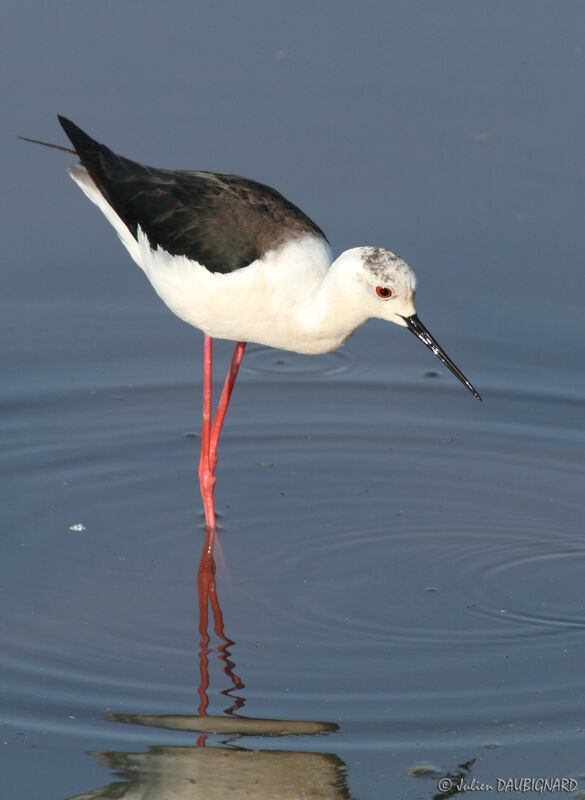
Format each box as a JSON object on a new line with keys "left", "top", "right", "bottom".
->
{"left": 58, "top": 116, "right": 327, "bottom": 274}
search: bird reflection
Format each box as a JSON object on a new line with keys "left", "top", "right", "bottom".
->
{"left": 64, "top": 528, "right": 480, "bottom": 799}
{"left": 196, "top": 524, "right": 245, "bottom": 743}
{"left": 68, "top": 746, "right": 349, "bottom": 799}
{"left": 64, "top": 528, "right": 346, "bottom": 798}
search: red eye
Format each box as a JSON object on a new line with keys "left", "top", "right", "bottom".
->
{"left": 376, "top": 286, "right": 392, "bottom": 298}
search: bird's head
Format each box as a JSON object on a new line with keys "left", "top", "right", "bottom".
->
{"left": 338, "top": 246, "right": 482, "bottom": 400}
{"left": 349, "top": 246, "right": 418, "bottom": 325}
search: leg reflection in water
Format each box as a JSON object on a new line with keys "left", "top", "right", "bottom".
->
{"left": 196, "top": 525, "right": 245, "bottom": 746}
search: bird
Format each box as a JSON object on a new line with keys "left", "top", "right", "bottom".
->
{"left": 20, "top": 116, "right": 481, "bottom": 536}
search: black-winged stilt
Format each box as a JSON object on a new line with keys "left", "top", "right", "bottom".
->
{"left": 21, "top": 116, "right": 481, "bottom": 535}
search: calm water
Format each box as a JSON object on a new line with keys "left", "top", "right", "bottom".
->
{"left": 2, "top": 3, "right": 585, "bottom": 798}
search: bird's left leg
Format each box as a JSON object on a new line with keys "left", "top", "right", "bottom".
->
{"left": 198, "top": 338, "right": 246, "bottom": 532}
{"left": 209, "top": 341, "right": 246, "bottom": 473}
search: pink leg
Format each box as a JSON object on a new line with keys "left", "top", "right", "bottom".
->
{"left": 198, "top": 336, "right": 247, "bottom": 532}
{"left": 209, "top": 341, "right": 246, "bottom": 473}
{"left": 198, "top": 335, "right": 216, "bottom": 531}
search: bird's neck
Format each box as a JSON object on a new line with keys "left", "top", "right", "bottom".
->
{"left": 211, "top": 238, "right": 368, "bottom": 355}
{"left": 294, "top": 253, "right": 369, "bottom": 354}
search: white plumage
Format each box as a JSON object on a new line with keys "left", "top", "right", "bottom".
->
{"left": 68, "top": 164, "right": 420, "bottom": 355}
{"left": 20, "top": 115, "right": 481, "bottom": 534}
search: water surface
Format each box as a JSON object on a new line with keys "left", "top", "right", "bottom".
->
{"left": 2, "top": 2, "right": 585, "bottom": 798}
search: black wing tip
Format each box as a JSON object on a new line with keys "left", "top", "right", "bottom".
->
{"left": 57, "top": 114, "right": 77, "bottom": 137}
{"left": 57, "top": 115, "right": 99, "bottom": 156}
{"left": 57, "top": 114, "right": 80, "bottom": 133}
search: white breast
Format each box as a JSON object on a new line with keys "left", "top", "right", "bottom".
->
{"left": 68, "top": 165, "right": 339, "bottom": 353}
{"left": 138, "top": 231, "right": 335, "bottom": 352}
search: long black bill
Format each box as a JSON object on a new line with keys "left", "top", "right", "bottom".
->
{"left": 403, "top": 314, "right": 482, "bottom": 401}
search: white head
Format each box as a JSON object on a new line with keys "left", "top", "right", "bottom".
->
{"left": 335, "top": 246, "right": 482, "bottom": 400}
{"left": 343, "top": 246, "right": 418, "bottom": 326}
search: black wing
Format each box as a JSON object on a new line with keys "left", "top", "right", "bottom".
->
{"left": 58, "top": 116, "right": 327, "bottom": 274}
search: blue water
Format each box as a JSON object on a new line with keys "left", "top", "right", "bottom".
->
{"left": 3, "top": 3, "right": 585, "bottom": 798}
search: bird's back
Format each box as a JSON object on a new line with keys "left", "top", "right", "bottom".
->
{"left": 58, "top": 116, "right": 327, "bottom": 273}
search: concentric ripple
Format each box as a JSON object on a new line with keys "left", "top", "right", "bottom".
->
{"left": 241, "top": 345, "right": 352, "bottom": 377}
{"left": 223, "top": 381, "right": 585, "bottom": 652}
{"left": 2, "top": 368, "right": 585, "bottom": 753}
{"left": 245, "top": 523, "right": 585, "bottom": 649}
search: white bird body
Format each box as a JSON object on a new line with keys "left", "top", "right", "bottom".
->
{"left": 69, "top": 163, "right": 417, "bottom": 355}
{"left": 20, "top": 116, "right": 481, "bottom": 534}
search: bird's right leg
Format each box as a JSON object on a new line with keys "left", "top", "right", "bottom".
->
{"left": 198, "top": 334, "right": 217, "bottom": 531}
{"left": 198, "top": 337, "right": 247, "bottom": 534}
